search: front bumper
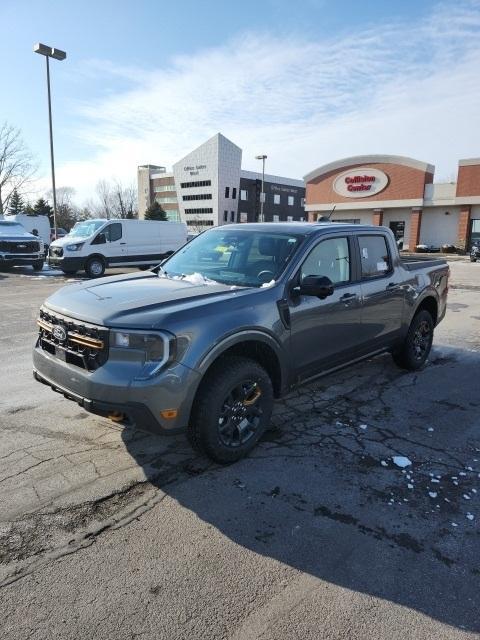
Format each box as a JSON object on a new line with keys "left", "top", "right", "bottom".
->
{"left": 0, "top": 252, "right": 43, "bottom": 266}
{"left": 48, "top": 255, "right": 84, "bottom": 271}
{"left": 33, "top": 343, "right": 201, "bottom": 434}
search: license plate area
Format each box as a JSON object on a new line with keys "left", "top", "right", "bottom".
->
{"left": 55, "top": 346, "right": 67, "bottom": 361}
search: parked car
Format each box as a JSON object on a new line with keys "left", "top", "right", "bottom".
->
{"left": 48, "top": 219, "right": 187, "bottom": 277}
{"left": 5, "top": 214, "right": 51, "bottom": 255}
{"left": 50, "top": 227, "right": 68, "bottom": 243}
{"left": 415, "top": 244, "right": 441, "bottom": 253}
{"left": 0, "top": 220, "right": 44, "bottom": 271}
{"left": 470, "top": 239, "right": 480, "bottom": 262}
{"left": 33, "top": 223, "right": 449, "bottom": 463}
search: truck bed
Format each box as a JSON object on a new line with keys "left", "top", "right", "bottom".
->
{"left": 400, "top": 255, "right": 448, "bottom": 271}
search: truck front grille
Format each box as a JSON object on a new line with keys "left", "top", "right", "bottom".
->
{"left": 0, "top": 240, "right": 40, "bottom": 253}
{"left": 37, "top": 308, "right": 109, "bottom": 371}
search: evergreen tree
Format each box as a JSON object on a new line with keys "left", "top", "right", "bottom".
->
{"left": 32, "top": 198, "right": 54, "bottom": 225}
{"left": 7, "top": 189, "right": 25, "bottom": 215}
{"left": 144, "top": 201, "right": 168, "bottom": 221}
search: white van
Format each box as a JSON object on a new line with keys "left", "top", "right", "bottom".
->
{"left": 48, "top": 219, "right": 187, "bottom": 277}
{"left": 5, "top": 214, "right": 51, "bottom": 254}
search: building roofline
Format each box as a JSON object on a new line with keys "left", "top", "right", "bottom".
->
{"left": 304, "top": 155, "right": 435, "bottom": 182}
{"left": 240, "top": 169, "right": 304, "bottom": 188}
{"left": 458, "top": 158, "right": 480, "bottom": 167}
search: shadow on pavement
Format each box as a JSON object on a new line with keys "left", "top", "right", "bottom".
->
{"left": 122, "top": 344, "right": 480, "bottom": 632}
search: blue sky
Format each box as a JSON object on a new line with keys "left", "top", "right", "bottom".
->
{"left": 1, "top": 0, "right": 480, "bottom": 204}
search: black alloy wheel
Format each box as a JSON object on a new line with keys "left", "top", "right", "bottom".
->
{"left": 392, "top": 309, "right": 434, "bottom": 371}
{"left": 188, "top": 355, "right": 274, "bottom": 463}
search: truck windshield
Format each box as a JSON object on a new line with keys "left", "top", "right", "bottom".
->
{"left": 0, "top": 221, "right": 26, "bottom": 235}
{"left": 163, "top": 228, "right": 302, "bottom": 287}
{"left": 68, "top": 220, "right": 105, "bottom": 238}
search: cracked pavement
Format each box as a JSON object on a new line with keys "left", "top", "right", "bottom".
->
{"left": 0, "top": 261, "right": 479, "bottom": 639}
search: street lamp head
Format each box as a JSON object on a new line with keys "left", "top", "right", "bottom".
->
{"left": 33, "top": 43, "right": 67, "bottom": 60}
{"left": 255, "top": 154, "right": 267, "bottom": 160}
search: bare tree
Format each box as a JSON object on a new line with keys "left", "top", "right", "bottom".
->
{"left": 94, "top": 178, "right": 137, "bottom": 219}
{"left": 95, "top": 179, "right": 113, "bottom": 219}
{"left": 47, "top": 186, "right": 79, "bottom": 231}
{"left": 0, "top": 122, "right": 37, "bottom": 215}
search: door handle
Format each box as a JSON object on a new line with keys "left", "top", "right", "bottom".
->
{"left": 386, "top": 282, "right": 398, "bottom": 289}
{"left": 120, "top": 242, "right": 126, "bottom": 245}
{"left": 340, "top": 293, "right": 356, "bottom": 303}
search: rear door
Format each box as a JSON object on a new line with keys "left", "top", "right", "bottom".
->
{"left": 288, "top": 233, "right": 364, "bottom": 380}
{"left": 357, "top": 233, "right": 405, "bottom": 348}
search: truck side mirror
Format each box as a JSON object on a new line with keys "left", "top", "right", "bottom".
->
{"left": 299, "top": 275, "right": 334, "bottom": 299}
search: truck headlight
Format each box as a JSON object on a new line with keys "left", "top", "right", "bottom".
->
{"left": 66, "top": 242, "right": 84, "bottom": 252}
{"left": 110, "top": 330, "right": 175, "bottom": 379}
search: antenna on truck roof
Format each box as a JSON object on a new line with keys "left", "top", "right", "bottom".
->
{"left": 318, "top": 205, "right": 336, "bottom": 222}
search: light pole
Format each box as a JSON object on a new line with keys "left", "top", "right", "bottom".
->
{"left": 255, "top": 154, "right": 267, "bottom": 223}
{"left": 33, "top": 43, "right": 66, "bottom": 240}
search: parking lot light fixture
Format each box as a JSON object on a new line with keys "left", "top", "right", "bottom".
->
{"left": 255, "top": 154, "right": 267, "bottom": 223}
{"left": 33, "top": 43, "right": 67, "bottom": 240}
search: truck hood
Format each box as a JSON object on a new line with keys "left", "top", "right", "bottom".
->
{"left": 0, "top": 231, "right": 39, "bottom": 242}
{"left": 43, "top": 271, "right": 256, "bottom": 328}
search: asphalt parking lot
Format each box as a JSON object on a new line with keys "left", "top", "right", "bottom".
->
{"left": 1, "top": 261, "right": 479, "bottom": 639}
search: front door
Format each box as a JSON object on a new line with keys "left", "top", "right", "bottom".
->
{"left": 288, "top": 235, "right": 364, "bottom": 381}
{"left": 99, "top": 222, "right": 127, "bottom": 265}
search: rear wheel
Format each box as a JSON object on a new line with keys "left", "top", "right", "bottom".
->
{"left": 85, "top": 256, "right": 105, "bottom": 278}
{"left": 188, "top": 356, "right": 274, "bottom": 463}
{"left": 392, "top": 309, "right": 434, "bottom": 371}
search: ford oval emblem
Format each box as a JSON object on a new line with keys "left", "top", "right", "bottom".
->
{"left": 52, "top": 325, "right": 67, "bottom": 342}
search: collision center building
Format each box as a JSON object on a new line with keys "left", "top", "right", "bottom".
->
{"left": 304, "top": 155, "right": 480, "bottom": 250}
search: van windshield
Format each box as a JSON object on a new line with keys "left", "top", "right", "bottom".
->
{"left": 68, "top": 220, "right": 105, "bottom": 238}
{"left": 162, "top": 228, "right": 302, "bottom": 287}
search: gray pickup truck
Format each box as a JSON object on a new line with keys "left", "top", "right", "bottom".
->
{"left": 0, "top": 220, "right": 45, "bottom": 271}
{"left": 33, "top": 223, "right": 449, "bottom": 463}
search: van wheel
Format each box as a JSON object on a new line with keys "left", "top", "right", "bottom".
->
{"left": 32, "top": 260, "right": 44, "bottom": 271}
{"left": 392, "top": 310, "right": 434, "bottom": 371}
{"left": 188, "top": 356, "right": 274, "bottom": 464}
{"left": 85, "top": 256, "right": 105, "bottom": 278}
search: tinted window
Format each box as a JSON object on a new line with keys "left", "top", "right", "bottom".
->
{"left": 106, "top": 223, "right": 122, "bottom": 242}
{"left": 301, "top": 237, "right": 350, "bottom": 285}
{"left": 358, "top": 235, "right": 391, "bottom": 278}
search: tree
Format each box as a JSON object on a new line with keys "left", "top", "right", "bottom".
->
{"left": 32, "top": 198, "right": 53, "bottom": 222}
{"left": 144, "top": 201, "right": 168, "bottom": 221}
{"left": 47, "top": 186, "right": 79, "bottom": 231}
{"left": 93, "top": 179, "right": 137, "bottom": 219}
{"left": 7, "top": 188, "right": 25, "bottom": 215}
{"left": 0, "top": 122, "right": 37, "bottom": 215}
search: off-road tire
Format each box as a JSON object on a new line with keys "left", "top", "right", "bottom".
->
{"left": 85, "top": 256, "right": 106, "bottom": 278}
{"left": 392, "top": 309, "right": 434, "bottom": 371}
{"left": 188, "top": 355, "right": 274, "bottom": 464}
{"left": 32, "top": 260, "right": 44, "bottom": 271}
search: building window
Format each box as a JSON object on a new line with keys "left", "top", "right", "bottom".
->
{"left": 224, "top": 211, "right": 228, "bottom": 222}
{"left": 180, "top": 180, "right": 212, "bottom": 188}
{"left": 182, "top": 193, "right": 212, "bottom": 201}
{"left": 273, "top": 215, "right": 279, "bottom": 222}
{"left": 240, "top": 212, "right": 248, "bottom": 223}
{"left": 336, "top": 219, "right": 361, "bottom": 224}
{"left": 274, "top": 194, "right": 280, "bottom": 205}
{"left": 232, "top": 188, "right": 237, "bottom": 199}
{"left": 287, "top": 216, "right": 293, "bottom": 222}
{"left": 288, "top": 196, "right": 294, "bottom": 206}
{"left": 186, "top": 220, "right": 214, "bottom": 227}
{"left": 240, "top": 190, "right": 248, "bottom": 201}
{"left": 225, "top": 187, "right": 230, "bottom": 198}
{"left": 230, "top": 211, "right": 235, "bottom": 222}
{"left": 153, "top": 185, "right": 176, "bottom": 193}
{"left": 184, "top": 208, "right": 214, "bottom": 214}
{"left": 156, "top": 196, "right": 177, "bottom": 204}
{"left": 301, "top": 198, "right": 305, "bottom": 207}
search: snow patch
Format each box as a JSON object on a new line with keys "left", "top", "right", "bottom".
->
{"left": 428, "top": 492, "right": 438, "bottom": 498}
{"left": 261, "top": 279, "right": 276, "bottom": 288}
{"left": 393, "top": 456, "right": 412, "bottom": 468}
{"left": 466, "top": 513, "right": 475, "bottom": 521}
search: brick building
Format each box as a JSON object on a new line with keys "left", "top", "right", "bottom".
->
{"left": 304, "top": 155, "right": 480, "bottom": 250}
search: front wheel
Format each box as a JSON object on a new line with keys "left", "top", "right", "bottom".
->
{"left": 392, "top": 309, "right": 434, "bottom": 371}
{"left": 188, "top": 356, "right": 274, "bottom": 463}
{"left": 85, "top": 256, "right": 105, "bottom": 278}
{"left": 32, "top": 260, "right": 44, "bottom": 271}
